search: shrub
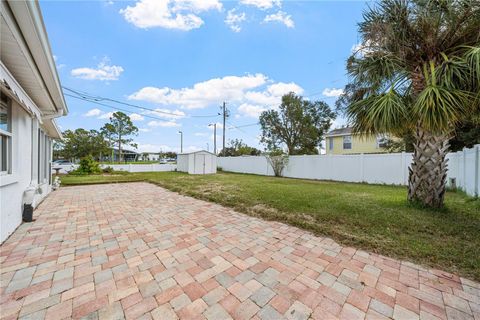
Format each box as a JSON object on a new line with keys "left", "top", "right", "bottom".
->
{"left": 266, "top": 149, "right": 289, "bottom": 177}
{"left": 72, "top": 155, "right": 101, "bottom": 175}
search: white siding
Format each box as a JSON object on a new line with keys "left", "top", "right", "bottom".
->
{"left": 0, "top": 101, "right": 53, "bottom": 243}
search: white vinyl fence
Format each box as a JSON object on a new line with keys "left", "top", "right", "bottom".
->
{"left": 53, "top": 163, "right": 176, "bottom": 174}
{"left": 103, "top": 164, "right": 177, "bottom": 173}
{"left": 218, "top": 144, "right": 480, "bottom": 197}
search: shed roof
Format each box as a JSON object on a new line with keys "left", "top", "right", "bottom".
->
{"left": 178, "top": 150, "right": 216, "bottom": 156}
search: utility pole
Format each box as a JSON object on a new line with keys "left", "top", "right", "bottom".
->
{"left": 221, "top": 102, "right": 228, "bottom": 156}
{"left": 209, "top": 123, "right": 217, "bottom": 155}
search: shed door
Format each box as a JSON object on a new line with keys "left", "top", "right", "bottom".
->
{"left": 195, "top": 154, "right": 206, "bottom": 174}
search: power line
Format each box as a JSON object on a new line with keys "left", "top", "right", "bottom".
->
{"left": 64, "top": 93, "right": 180, "bottom": 122}
{"left": 231, "top": 122, "right": 260, "bottom": 129}
{"left": 62, "top": 86, "right": 220, "bottom": 119}
{"left": 226, "top": 120, "right": 259, "bottom": 141}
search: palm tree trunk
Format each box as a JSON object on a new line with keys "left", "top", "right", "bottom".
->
{"left": 408, "top": 127, "right": 450, "bottom": 208}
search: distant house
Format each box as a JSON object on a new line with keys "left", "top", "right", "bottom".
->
{"left": 110, "top": 148, "right": 138, "bottom": 162}
{"left": 325, "top": 127, "right": 389, "bottom": 155}
{"left": 139, "top": 152, "right": 160, "bottom": 161}
{"left": 1, "top": 1, "right": 68, "bottom": 242}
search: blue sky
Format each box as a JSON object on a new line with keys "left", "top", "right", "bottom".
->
{"left": 41, "top": 0, "right": 369, "bottom": 153}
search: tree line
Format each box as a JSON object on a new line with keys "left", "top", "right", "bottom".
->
{"left": 54, "top": 111, "right": 140, "bottom": 162}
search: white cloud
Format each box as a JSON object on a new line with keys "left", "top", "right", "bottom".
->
{"left": 240, "top": 0, "right": 281, "bottom": 10}
{"left": 139, "top": 128, "right": 151, "bottom": 132}
{"left": 322, "top": 88, "right": 344, "bottom": 97}
{"left": 120, "top": 0, "right": 222, "bottom": 31}
{"left": 71, "top": 58, "right": 124, "bottom": 81}
{"left": 129, "top": 113, "right": 145, "bottom": 121}
{"left": 207, "top": 122, "right": 223, "bottom": 130}
{"left": 98, "top": 112, "right": 114, "bottom": 119}
{"left": 135, "top": 142, "right": 200, "bottom": 153}
{"left": 243, "top": 82, "right": 303, "bottom": 108}
{"left": 143, "top": 108, "right": 186, "bottom": 120}
{"left": 237, "top": 103, "right": 267, "bottom": 118}
{"left": 83, "top": 108, "right": 102, "bottom": 117}
{"left": 263, "top": 11, "right": 294, "bottom": 28}
{"left": 351, "top": 41, "right": 375, "bottom": 57}
{"left": 128, "top": 73, "right": 269, "bottom": 109}
{"left": 225, "top": 9, "right": 246, "bottom": 32}
{"left": 131, "top": 74, "right": 303, "bottom": 120}
{"left": 53, "top": 55, "right": 66, "bottom": 69}
{"left": 194, "top": 132, "right": 208, "bottom": 137}
{"left": 147, "top": 120, "right": 181, "bottom": 127}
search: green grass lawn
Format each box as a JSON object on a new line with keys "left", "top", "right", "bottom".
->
{"left": 60, "top": 171, "right": 480, "bottom": 281}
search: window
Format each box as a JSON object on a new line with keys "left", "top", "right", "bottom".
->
{"left": 343, "top": 135, "right": 352, "bottom": 149}
{"left": 376, "top": 134, "right": 389, "bottom": 148}
{"left": 0, "top": 93, "right": 12, "bottom": 174}
{"left": 37, "top": 129, "right": 52, "bottom": 184}
{"left": 329, "top": 137, "right": 333, "bottom": 151}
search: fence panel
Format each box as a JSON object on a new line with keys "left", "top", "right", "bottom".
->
{"left": 217, "top": 144, "right": 479, "bottom": 197}
{"left": 52, "top": 163, "right": 177, "bottom": 174}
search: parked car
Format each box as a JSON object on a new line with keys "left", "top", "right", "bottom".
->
{"left": 52, "top": 160, "right": 75, "bottom": 174}
{"left": 52, "top": 160, "right": 73, "bottom": 166}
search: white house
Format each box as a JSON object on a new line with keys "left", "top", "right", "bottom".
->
{"left": 140, "top": 152, "right": 160, "bottom": 161}
{"left": 177, "top": 150, "right": 217, "bottom": 175}
{"left": 0, "top": 1, "right": 68, "bottom": 243}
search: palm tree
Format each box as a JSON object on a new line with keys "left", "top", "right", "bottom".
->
{"left": 339, "top": 0, "right": 480, "bottom": 208}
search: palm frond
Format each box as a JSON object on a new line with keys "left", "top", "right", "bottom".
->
{"left": 347, "top": 89, "right": 409, "bottom": 135}
{"left": 414, "top": 85, "right": 473, "bottom": 132}
{"left": 464, "top": 46, "right": 480, "bottom": 85}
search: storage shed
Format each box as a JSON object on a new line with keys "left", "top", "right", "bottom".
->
{"left": 177, "top": 150, "right": 217, "bottom": 174}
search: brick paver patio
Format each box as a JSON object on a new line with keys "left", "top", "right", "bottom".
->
{"left": 1, "top": 182, "right": 479, "bottom": 320}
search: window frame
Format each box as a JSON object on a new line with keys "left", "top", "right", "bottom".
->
{"left": 343, "top": 135, "right": 352, "bottom": 150}
{"left": 328, "top": 137, "right": 334, "bottom": 151}
{"left": 376, "top": 134, "right": 388, "bottom": 149}
{"left": 0, "top": 94, "right": 12, "bottom": 175}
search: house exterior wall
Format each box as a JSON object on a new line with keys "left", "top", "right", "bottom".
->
{"left": 326, "top": 134, "right": 386, "bottom": 155}
{"left": 0, "top": 100, "right": 52, "bottom": 242}
{"left": 147, "top": 153, "right": 159, "bottom": 161}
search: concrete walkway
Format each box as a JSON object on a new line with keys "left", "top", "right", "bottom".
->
{"left": 1, "top": 182, "right": 479, "bottom": 320}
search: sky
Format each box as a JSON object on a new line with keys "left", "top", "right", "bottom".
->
{"left": 41, "top": 0, "right": 369, "bottom": 154}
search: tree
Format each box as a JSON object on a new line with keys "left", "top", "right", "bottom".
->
{"left": 163, "top": 151, "right": 177, "bottom": 159}
{"left": 100, "top": 123, "right": 116, "bottom": 162}
{"left": 101, "top": 112, "right": 138, "bottom": 162}
{"left": 449, "top": 117, "right": 480, "bottom": 152}
{"left": 382, "top": 117, "right": 480, "bottom": 153}
{"left": 220, "top": 139, "right": 262, "bottom": 157}
{"left": 259, "top": 93, "right": 335, "bottom": 155}
{"left": 338, "top": 0, "right": 480, "bottom": 208}
{"left": 57, "top": 129, "right": 109, "bottom": 161}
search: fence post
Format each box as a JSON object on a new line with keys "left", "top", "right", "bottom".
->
{"left": 360, "top": 153, "right": 365, "bottom": 182}
{"left": 401, "top": 152, "right": 406, "bottom": 185}
{"left": 475, "top": 144, "right": 479, "bottom": 197}
{"left": 463, "top": 147, "right": 467, "bottom": 193}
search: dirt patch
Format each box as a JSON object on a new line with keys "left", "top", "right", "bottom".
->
{"left": 250, "top": 204, "right": 279, "bottom": 215}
